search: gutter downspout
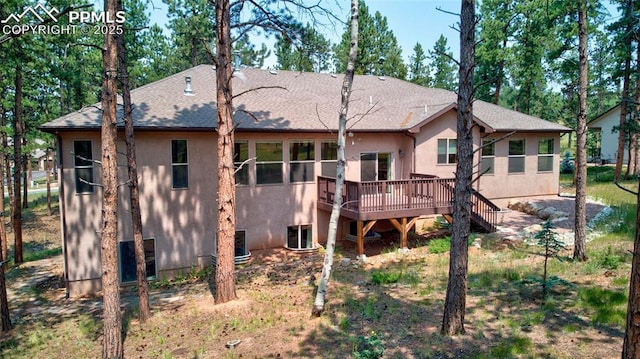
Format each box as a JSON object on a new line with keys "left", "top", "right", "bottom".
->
{"left": 56, "top": 133, "right": 70, "bottom": 299}
{"left": 404, "top": 132, "right": 417, "bottom": 175}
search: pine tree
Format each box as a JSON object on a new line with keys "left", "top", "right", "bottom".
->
{"left": 429, "top": 35, "right": 457, "bottom": 91}
{"left": 408, "top": 42, "right": 430, "bottom": 87}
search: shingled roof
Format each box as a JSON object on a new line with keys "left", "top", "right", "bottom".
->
{"left": 40, "top": 65, "right": 570, "bottom": 133}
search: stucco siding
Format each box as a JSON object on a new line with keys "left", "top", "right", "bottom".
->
{"left": 477, "top": 132, "right": 561, "bottom": 200}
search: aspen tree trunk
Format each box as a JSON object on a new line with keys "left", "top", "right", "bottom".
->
{"left": 312, "top": 0, "right": 359, "bottom": 317}
{"left": 573, "top": 0, "right": 588, "bottom": 262}
{"left": 214, "top": 0, "right": 237, "bottom": 304}
{"left": 101, "top": 0, "right": 123, "bottom": 355}
{"left": 442, "top": 0, "right": 475, "bottom": 335}
{"left": 117, "top": 0, "right": 150, "bottom": 322}
{"left": 614, "top": 0, "right": 633, "bottom": 183}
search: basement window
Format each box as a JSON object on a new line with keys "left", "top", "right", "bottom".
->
{"left": 119, "top": 238, "right": 156, "bottom": 283}
{"left": 287, "top": 225, "right": 313, "bottom": 250}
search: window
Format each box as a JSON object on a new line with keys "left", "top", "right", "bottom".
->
{"left": 480, "top": 139, "right": 495, "bottom": 175}
{"left": 320, "top": 141, "right": 337, "bottom": 177}
{"left": 538, "top": 138, "right": 554, "bottom": 172}
{"left": 508, "top": 139, "right": 526, "bottom": 173}
{"left": 437, "top": 138, "right": 456, "bottom": 164}
{"left": 234, "top": 141, "right": 249, "bottom": 185}
{"left": 119, "top": 238, "right": 156, "bottom": 283}
{"left": 171, "top": 140, "right": 188, "bottom": 189}
{"left": 287, "top": 225, "right": 313, "bottom": 250}
{"left": 235, "top": 230, "right": 248, "bottom": 257}
{"left": 256, "top": 141, "right": 283, "bottom": 184}
{"left": 290, "top": 140, "right": 315, "bottom": 183}
{"left": 73, "top": 140, "right": 94, "bottom": 194}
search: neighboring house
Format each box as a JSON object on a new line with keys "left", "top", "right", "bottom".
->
{"left": 40, "top": 65, "right": 570, "bottom": 296}
{"left": 587, "top": 103, "right": 626, "bottom": 164}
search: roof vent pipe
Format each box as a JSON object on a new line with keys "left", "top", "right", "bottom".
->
{"left": 233, "top": 50, "right": 241, "bottom": 72}
{"left": 184, "top": 76, "right": 194, "bottom": 96}
{"left": 369, "top": 95, "right": 373, "bottom": 106}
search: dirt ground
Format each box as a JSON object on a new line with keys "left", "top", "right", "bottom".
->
{"left": 1, "top": 194, "right": 623, "bottom": 358}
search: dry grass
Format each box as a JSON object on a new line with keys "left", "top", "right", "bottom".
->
{"left": 0, "top": 174, "right": 634, "bottom": 358}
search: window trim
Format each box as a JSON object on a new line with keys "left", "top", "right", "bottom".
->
{"left": 437, "top": 138, "right": 457, "bottom": 165}
{"left": 537, "top": 138, "right": 554, "bottom": 172}
{"left": 289, "top": 140, "right": 315, "bottom": 183}
{"left": 255, "top": 141, "right": 284, "bottom": 185}
{"left": 73, "top": 140, "right": 95, "bottom": 194}
{"left": 171, "top": 139, "right": 189, "bottom": 189}
{"left": 508, "top": 139, "right": 526, "bottom": 174}
{"left": 119, "top": 237, "right": 157, "bottom": 284}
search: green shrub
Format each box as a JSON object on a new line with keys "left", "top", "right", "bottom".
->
{"left": 428, "top": 237, "right": 450, "bottom": 254}
{"left": 353, "top": 332, "right": 384, "bottom": 359}
{"left": 371, "top": 271, "right": 401, "bottom": 284}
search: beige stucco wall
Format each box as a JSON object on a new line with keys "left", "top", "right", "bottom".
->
{"left": 412, "top": 109, "right": 561, "bottom": 204}
{"left": 235, "top": 132, "right": 412, "bottom": 249}
{"left": 58, "top": 124, "right": 560, "bottom": 295}
{"left": 59, "top": 131, "right": 218, "bottom": 294}
{"left": 476, "top": 132, "right": 562, "bottom": 202}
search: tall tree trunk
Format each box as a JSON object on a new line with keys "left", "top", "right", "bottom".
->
{"left": 22, "top": 153, "right": 29, "bottom": 209}
{"left": 312, "top": 0, "right": 359, "bottom": 317}
{"left": 116, "top": 2, "right": 150, "bottom": 322}
{"left": 101, "top": 0, "right": 123, "bottom": 355}
{"left": 614, "top": 0, "right": 634, "bottom": 183}
{"left": 214, "top": 0, "right": 237, "bottom": 304}
{"left": 13, "top": 49, "right": 24, "bottom": 265}
{"left": 442, "top": 0, "right": 475, "bottom": 336}
{"left": 0, "top": 245, "right": 11, "bottom": 332}
{"left": 573, "top": 0, "right": 588, "bottom": 262}
{"left": 0, "top": 93, "right": 7, "bottom": 267}
{"left": 633, "top": 44, "right": 640, "bottom": 177}
{"left": 623, "top": 167, "right": 640, "bottom": 358}
{"left": 46, "top": 147, "right": 51, "bottom": 216}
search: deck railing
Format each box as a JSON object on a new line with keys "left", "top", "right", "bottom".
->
{"left": 317, "top": 173, "right": 500, "bottom": 232}
{"left": 317, "top": 175, "right": 456, "bottom": 214}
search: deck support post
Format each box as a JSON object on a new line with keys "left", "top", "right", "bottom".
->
{"left": 356, "top": 220, "right": 364, "bottom": 255}
{"left": 390, "top": 217, "right": 420, "bottom": 249}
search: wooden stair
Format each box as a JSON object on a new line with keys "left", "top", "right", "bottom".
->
{"left": 441, "top": 189, "right": 500, "bottom": 233}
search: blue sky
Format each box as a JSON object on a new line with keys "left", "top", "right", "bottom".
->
{"left": 146, "top": 0, "right": 463, "bottom": 68}
{"left": 144, "top": 0, "right": 620, "bottom": 70}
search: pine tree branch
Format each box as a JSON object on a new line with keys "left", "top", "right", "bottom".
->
{"left": 232, "top": 86, "right": 287, "bottom": 100}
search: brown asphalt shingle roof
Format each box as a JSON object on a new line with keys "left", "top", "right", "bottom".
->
{"left": 40, "top": 65, "right": 570, "bottom": 133}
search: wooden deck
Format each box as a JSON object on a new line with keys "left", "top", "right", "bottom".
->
{"left": 317, "top": 174, "right": 501, "bottom": 254}
{"left": 317, "top": 175, "right": 456, "bottom": 221}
